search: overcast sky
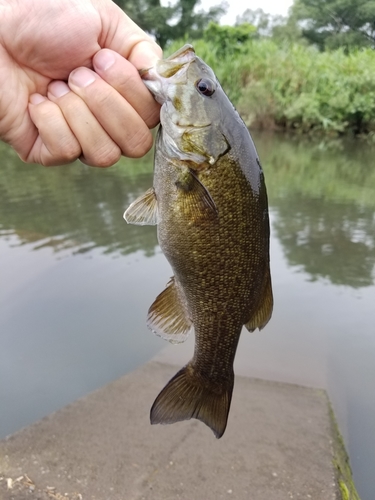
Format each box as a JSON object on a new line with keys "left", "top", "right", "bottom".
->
{"left": 160, "top": 0, "right": 295, "bottom": 26}
{"left": 218, "top": 0, "right": 295, "bottom": 24}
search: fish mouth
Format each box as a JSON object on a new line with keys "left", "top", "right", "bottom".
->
{"left": 139, "top": 67, "right": 152, "bottom": 77}
{"left": 140, "top": 46, "right": 195, "bottom": 105}
{"left": 165, "top": 44, "right": 195, "bottom": 62}
{"left": 140, "top": 44, "right": 195, "bottom": 81}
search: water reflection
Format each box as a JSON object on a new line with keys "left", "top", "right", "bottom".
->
{"left": 0, "top": 142, "right": 158, "bottom": 257}
{"left": 1, "top": 135, "right": 374, "bottom": 287}
{"left": 272, "top": 196, "right": 375, "bottom": 288}
{"left": 254, "top": 132, "right": 375, "bottom": 288}
{"left": 1, "top": 133, "right": 374, "bottom": 499}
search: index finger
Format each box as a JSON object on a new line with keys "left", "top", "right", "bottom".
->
{"left": 92, "top": 49, "right": 160, "bottom": 128}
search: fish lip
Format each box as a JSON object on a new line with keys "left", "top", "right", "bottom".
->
{"left": 138, "top": 45, "right": 194, "bottom": 78}
{"left": 165, "top": 44, "right": 195, "bottom": 61}
{"left": 139, "top": 44, "right": 195, "bottom": 81}
{"left": 140, "top": 61, "right": 193, "bottom": 105}
{"left": 139, "top": 67, "right": 151, "bottom": 77}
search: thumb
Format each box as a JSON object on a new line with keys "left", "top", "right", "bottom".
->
{"left": 94, "top": 0, "right": 162, "bottom": 69}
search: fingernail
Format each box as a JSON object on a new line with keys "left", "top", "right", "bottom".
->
{"left": 94, "top": 49, "right": 115, "bottom": 72}
{"left": 69, "top": 67, "right": 96, "bottom": 88}
{"left": 48, "top": 81, "right": 70, "bottom": 98}
{"left": 29, "top": 94, "right": 46, "bottom": 105}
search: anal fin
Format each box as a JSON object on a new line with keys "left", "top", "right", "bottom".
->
{"left": 147, "top": 277, "right": 193, "bottom": 344}
{"left": 245, "top": 267, "right": 273, "bottom": 332}
{"left": 124, "top": 187, "right": 158, "bottom": 226}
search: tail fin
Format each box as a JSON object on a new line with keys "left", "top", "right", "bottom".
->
{"left": 150, "top": 364, "right": 234, "bottom": 438}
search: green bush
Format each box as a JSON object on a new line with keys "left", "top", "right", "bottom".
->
{"left": 166, "top": 35, "right": 375, "bottom": 136}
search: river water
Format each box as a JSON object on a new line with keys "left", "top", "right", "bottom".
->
{"left": 0, "top": 132, "right": 374, "bottom": 499}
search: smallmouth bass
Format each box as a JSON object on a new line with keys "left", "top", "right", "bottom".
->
{"left": 124, "top": 45, "right": 273, "bottom": 438}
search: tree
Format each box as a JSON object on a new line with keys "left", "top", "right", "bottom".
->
{"left": 114, "top": 0, "right": 226, "bottom": 48}
{"left": 235, "top": 8, "right": 303, "bottom": 44}
{"left": 292, "top": 0, "right": 375, "bottom": 50}
{"left": 203, "top": 22, "right": 257, "bottom": 57}
{"left": 236, "top": 8, "right": 277, "bottom": 36}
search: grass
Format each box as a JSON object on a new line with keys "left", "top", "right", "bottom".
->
{"left": 166, "top": 38, "right": 375, "bottom": 137}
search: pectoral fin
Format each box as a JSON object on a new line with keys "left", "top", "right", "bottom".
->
{"left": 124, "top": 187, "right": 158, "bottom": 225}
{"left": 245, "top": 268, "right": 273, "bottom": 332}
{"left": 147, "top": 277, "right": 193, "bottom": 344}
{"left": 176, "top": 169, "right": 218, "bottom": 221}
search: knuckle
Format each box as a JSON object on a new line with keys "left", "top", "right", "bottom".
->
{"left": 41, "top": 143, "right": 81, "bottom": 167}
{"left": 125, "top": 129, "right": 153, "bottom": 158}
{"left": 144, "top": 108, "right": 160, "bottom": 129}
{"left": 60, "top": 98, "right": 80, "bottom": 117}
{"left": 93, "top": 89, "right": 113, "bottom": 109}
{"left": 58, "top": 140, "right": 81, "bottom": 163}
{"left": 118, "top": 72, "right": 139, "bottom": 95}
{"left": 43, "top": 126, "right": 81, "bottom": 164}
{"left": 35, "top": 100, "right": 56, "bottom": 120}
{"left": 93, "top": 144, "right": 122, "bottom": 168}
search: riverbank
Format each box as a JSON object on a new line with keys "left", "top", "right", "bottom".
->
{"left": 167, "top": 38, "right": 375, "bottom": 137}
{"left": 0, "top": 359, "right": 358, "bottom": 499}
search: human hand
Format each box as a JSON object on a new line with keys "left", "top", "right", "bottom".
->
{"left": 0, "top": 0, "right": 162, "bottom": 166}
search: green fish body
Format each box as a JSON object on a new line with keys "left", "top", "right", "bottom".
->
{"left": 124, "top": 45, "right": 273, "bottom": 438}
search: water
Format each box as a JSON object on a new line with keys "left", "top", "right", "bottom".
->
{"left": 0, "top": 133, "right": 374, "bottom": 498}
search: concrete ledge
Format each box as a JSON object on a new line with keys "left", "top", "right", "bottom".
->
{"left": 0, "top": 361, "right": 353, "bottom": 499}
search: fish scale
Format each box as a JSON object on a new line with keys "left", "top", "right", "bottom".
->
{"left": 124, "top": 44, "right": 273, "bottom": 438}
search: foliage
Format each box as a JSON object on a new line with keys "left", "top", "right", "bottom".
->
{"left": 114, "top": 0, "right": 226, "bottom": 48}
{"left": 168, "top": 33, "right": 375, "bottom": 135}
{"left": 167, "top": 37, "right": 245, "bottom": 103}
{"left": 237, "top": 40, "right": 375, "bottom": 135}
{"left": 292, "top": 0, "right": 375, "bottom": 51}
{"left": 235, "top": 8, "right": 303, "bottom": 43}
{"left": 236, "top": 8, "right": 284, "bottom": 36}
{"left": 270, "top": 12, "right": 305, "bottom": 44}
{"left": 203, "top": 22, "right": 257, "bottom": 57}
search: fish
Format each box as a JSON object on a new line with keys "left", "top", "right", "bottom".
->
{"left": 124, "top": 44, "right": 273, "bottom": 438}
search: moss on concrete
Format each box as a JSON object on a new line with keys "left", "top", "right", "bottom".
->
{"left": 329, "top": 404, "right": 361, "bottom": 500}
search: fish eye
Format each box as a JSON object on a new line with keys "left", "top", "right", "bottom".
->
{"left": 195, "top": 78, "right": 215, "bottom": 97}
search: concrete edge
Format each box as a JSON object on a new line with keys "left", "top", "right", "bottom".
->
{"left": 328, "top": 404, "right": 361, "bottom": 500}
{"left": 0, "top": 361, "right": 361, "bottom": 500}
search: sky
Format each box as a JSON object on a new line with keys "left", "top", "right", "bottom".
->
{"left": 205, "top": 0, "right": 294, "bottom": 25}
{"left": 159, "top": 0, "right": 295, "bottom": 26}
